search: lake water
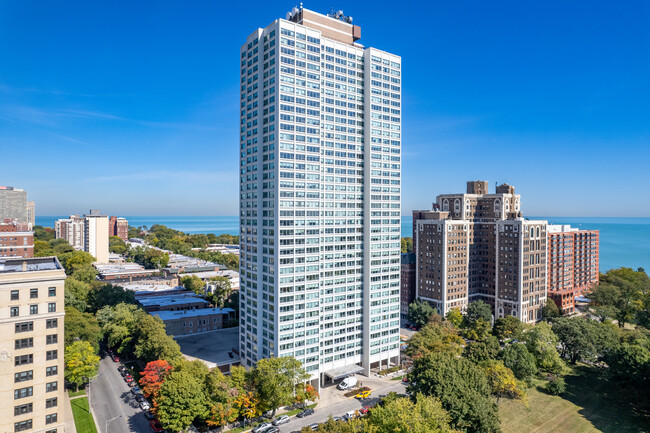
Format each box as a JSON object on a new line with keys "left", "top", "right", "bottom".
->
{"left": 37, "top": 215, "right": 649, "bottom": 272}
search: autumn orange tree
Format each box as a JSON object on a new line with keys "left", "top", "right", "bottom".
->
{"left": 295, "top": 383, "right": 319, "bottom": 408}
{"left": 139, "top": 359, "right": 173, "bottom": 398}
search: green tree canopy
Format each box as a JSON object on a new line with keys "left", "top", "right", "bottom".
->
{"left": 64, "top": 306, "right": 102, "bottom": 351}
{"left": 589, "top": 267, "right": 649, "bottom": 327}
{"left": 541, "top": 300, "right": 561, "bottom": 320}
{"left": 463, "top": 335, "right": 500, "bottom": 364}
{"left": 401, "top": 237, "right": 413, "bottom": 253}
{"left": 493, "top": 316, "right": 523, "bottom": 341}
{"left": 64, "top": 341, "right": 100, "bottom": 391}
{"left": 408, "top": 299, "right": 438, "bottom": 328}
{"left": 408, "top": 352, "right": 501, "bottom": 433}
{"left": 464, "top": 301, "right": 493, "bottom": 328}
{"left": 406, "top": 320, "right": 465, "bottom": 358}
{"left": 156, "top": 370, "right": 207, "bottom": 431}
{"left": 481, "top": 360, "right": 527, "bottom": 404}
{"left": 551, "top": 317, "right": 619, "bottom": 364}
{"left": 522, "top": 322, "right": 566, "bottom": 374}
{"left": 253, "top": 356, "right": 309, "bottom": 417}
{"left": 368, "top": 393, "right": 456, "bottom": 433}
{"left": 181, "top": 275, "right": 205, "bottom": 295}
{"left": 500, "top": 343, "right": 538, "bottom": 383}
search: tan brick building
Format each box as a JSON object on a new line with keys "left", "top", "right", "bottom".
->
{"left": 0, "top": 257, "right": 66, "bottom": 433}
{"left": 414, "top": 181, "right": 548, "bottom": 323}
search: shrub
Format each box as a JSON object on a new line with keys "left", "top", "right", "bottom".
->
{"left": 545, "top": 375, "right": 566, "bottom": 396}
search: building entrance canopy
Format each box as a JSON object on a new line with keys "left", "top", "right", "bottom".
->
{"left": 324, "top": 364, "right": 364, "bottom": 380}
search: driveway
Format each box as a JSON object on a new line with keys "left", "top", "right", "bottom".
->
{"left": 89, "top": 356, "right": 151, "bottom": 433}
{"left": 279, "top": 381, "right": 407, "bottom": 432}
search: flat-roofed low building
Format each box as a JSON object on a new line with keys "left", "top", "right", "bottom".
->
{"left": 136, "top": 293, "right": 210, "bottom": 312}
{"left": 152, "top": 308, "right": 235, "bottom": 336}
{"left": 94, "top": 263, "right": 158, "bottom": 282}
{"left": 0, "top": 257, "right": 66, "bottom": 433}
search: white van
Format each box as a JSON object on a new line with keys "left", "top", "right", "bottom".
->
{"left": 337, "top": 376, "right": 358, "bottom": 390}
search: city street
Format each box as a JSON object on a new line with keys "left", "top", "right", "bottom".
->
{"left": 89, "top": 356, "right": 151, "bottom": 433}
{"left": 279, "top": 380, "right": 407, "bottom": 432}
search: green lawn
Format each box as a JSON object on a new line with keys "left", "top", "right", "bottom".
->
{"left": 70, "top": 396, "right": 98, "bottom": 433}
{"left": 500, "top": 365, "right": 650, "bottom": 433}
{"left": 68, "top": 389, "right": 86, "bottom": 398}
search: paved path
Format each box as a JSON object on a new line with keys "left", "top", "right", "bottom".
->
{"left": 63, "top": 391, "right": 77, "bottom": 433}
{"left": 279, "top": 381, "right": 407, "bottom": 432}
{"left": 89, "top": 357, "right": 151, "bottom": 433}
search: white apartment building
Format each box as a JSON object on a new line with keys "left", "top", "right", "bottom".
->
{"left": 55, "top": 210, "right": 109, "bottom": 263}
{"left": 239, "top": 6, "right": 402, "bottom": 386}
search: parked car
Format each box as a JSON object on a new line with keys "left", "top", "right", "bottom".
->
{"left": 272, "top": 415, "right": 290, "bottom": 426}
{"left": 263, "top": 410, "right": 274, "bottom": 419}
{"left": 332, "top": 416, "right": 343, "bottom": 422}
{"left": 112, "top": 355, "right": 120, "bottom": 362}
{"left": 309, "top": 423, "right": 319, "bottom": 430}
{"left": 402, "top": 376, "right": 409, "bottom": 383}
{"left": 118, "top": 365, "right": 127, "bottom": 373}
{"left": 125, "top": 376, "right": 134, "bottom": 383}
{"left": 135, "top": 394, "right": 145, "bottom": 402}
{"left": 150, "top": 420, "right": 164, "bottom": 433}
{"left": 267, "top": 428, "right": 280, "bottom": 433}
{"left": 144, "top": 410, "right": 155, "bottom": 420}
{"left": 128, "top": 380, "right": 137, "bottom": 388}
{"left": 355, "top": 390, "right": 372, "bottom": 399}
{"left": 296, "top": 408, "right": 314, "bottom": 418}
{"left": 140, "top": 401, "right": 150, "bottom": 411}
{"left": 252, "top": 423, "right": 273, "bottom": 433}
{"left": 131, "top": 386, "right": 142, "bottom": 395}
{"left": 359, "top": 406, "right": 369, "bottom": 415}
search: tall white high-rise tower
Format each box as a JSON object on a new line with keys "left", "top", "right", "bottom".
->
{"left": 239, "top": 6, "right": 401, "bottom": 386}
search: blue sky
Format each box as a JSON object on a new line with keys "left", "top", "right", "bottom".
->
{"left": 1, "top": 1, "right": 649, "bottom": 217}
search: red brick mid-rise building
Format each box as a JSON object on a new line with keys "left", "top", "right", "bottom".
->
{"left": 547, "top": 225, "right": 599, "bottom": 314}
{"left": 0, "top": 219, "right": 34, "bottom": 258}
{"left": 109, "top": 216, "right": 129, "bottom": 240}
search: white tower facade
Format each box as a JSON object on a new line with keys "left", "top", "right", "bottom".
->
{"left": 239, "top": 7, "right": 402, "bottom": 385}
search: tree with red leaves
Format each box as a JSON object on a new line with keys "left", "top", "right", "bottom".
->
{"left": 139, "top": 359, "right": 173, "bottom": 398}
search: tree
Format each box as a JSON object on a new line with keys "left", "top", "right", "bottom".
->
{"left": 205, "top": 368, "right": 239, "bottom": 430}
{"left": 156, "top": 370, "right": 207, "bottom": 431}
{"left": 492, "top": 316, "right": 523, "bottom": 341}
{"left": 544, "top": 374, "right": 566, "bottom": 396}
{"left": 406, "top": 320, "right": 464, "bottom": 358}
{"left": 181, "top": 275, "right": 206, "bottom": 295}
{"left": 134, "top": 314, "right": 183, "bottom": 363}
{"left": 500, "top": 343, "right": 537, "bottom": 383}
{"left": 71, "top": 265, "right": 98, "bottom": 284}
{"left": 253, "top": 357, "right": 309, "bottom": 417}
{"left": 552, "top": 317, "right": 619, "bottom": 364}
{"left": 401, "top": 237, "right": 413, "bottom": 253}
{"left": 408, "top": 299, "right": 438, "bottom": 328}
{"left": 87, "top": 284, "right": 136, "bottom": 313}
{"left": 58, "top": 251, "right": 96, "bottom": 274}
{"left": 541, "top": 300, "right": 561, "bottom": 320}
{"left": 64, "top": 278, "right": 91, "bottom": 312}
{"left": 464, "top": 300, "right": 492, "bottom": 328}
{"left": 139, "top": 360, "right": 173, "bottom": 398}
{"left": 368, "top": 393, "right": 455, "bottom": 432}
{"left": 464, "top": 318, "right": 491, "bottom": 342}
{"left": 295, "top": 382, "right": 319, "bottom": 408}
{"left": 208, "top": 276, "right": 232, "bottom": 308}
{"left": 34, "top": 240, "right": 54, "bottom": 257}
{"left": 408, "top": 352, "right": 501, "bottom": 433}
{"left": 463, "top": 336, "right": 500, "bottom": 364}
{"left": 445, "top": 308, "right": 463, "bottom": 328}
{"left": 522, "top": 322, "right": 565, "bottom": 374}
{"left": 64, "top": 306, "right": 102, "bottom": 351}
{"left": 109, "top": 236, "right": 128, "bottom": 255}
{"left": 64, "top": 341, "right": 100, "bottom": 391}
{"left": 481, "top": 360, "right": 526, "bottom": 404}
{"left": 97, "top": 303, "right": 142, "bottom": 355}
{"left": 589, "top": 267, "right": 649, "bottom": 327}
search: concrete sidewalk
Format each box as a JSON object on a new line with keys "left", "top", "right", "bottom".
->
{"left": 63, "top": 392, "right": 78, "bottom": 433}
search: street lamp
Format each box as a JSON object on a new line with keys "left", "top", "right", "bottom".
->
{"left": 106, "top": 415, "right": 120, "bottom": 433}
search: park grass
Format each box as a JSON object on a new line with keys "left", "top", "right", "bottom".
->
{"left": 70, "top": 396, "right": 98, "bottom": 433}
{"left": 500, "top": 365, "right": 650, "bottom": 433}
{"left": 68, "top": 389, "right": 86, "bottom": 398}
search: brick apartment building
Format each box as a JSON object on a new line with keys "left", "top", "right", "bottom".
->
{"left": 547, "top": 225, "right": 599, "bottom": 314}
{"left": 0, "top": 219, "right": 34, "bottom": 258}
{"left": 400, "top": 253, "right": 416, "bottom": 319}
{"left": 413, "top": 181, "right": 548, "bottom": 323}
{"left": 109, "top": 216, "right": 129, "bottom": 240}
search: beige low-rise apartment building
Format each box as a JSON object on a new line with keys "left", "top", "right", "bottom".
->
{"left": 414, "top": 181, "right": 547, "bottom": 323}
{"left": 0, "top": 257, "right": 66, "bottom": 433}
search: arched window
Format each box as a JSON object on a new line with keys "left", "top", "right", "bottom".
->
{"left": 494, "top": 199, "right": 501, "bottom": 216}
{"left": 530, "top": 227, "right": 535, "bottom": 238}
{"left": 536, "top": 227, "right": 540, "bottom": 238}
{"left": 442, "top": 199, "right": 449, "bottom": 212}
{"left": 515, "top": 198, "right": 520, "bottom": 212}
{"left": 454, "top": 199, "right": 461, "bottom": 213}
